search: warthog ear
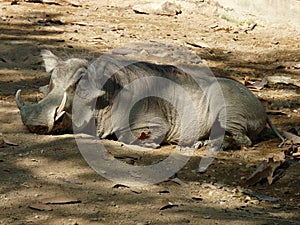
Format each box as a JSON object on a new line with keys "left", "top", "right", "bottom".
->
{"left": 75, "top": 77, "right": 106, "bottom": 103}
{"left": 41, "top": 49, "right": 59, "bottom": 73}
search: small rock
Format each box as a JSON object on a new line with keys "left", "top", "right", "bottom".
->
{"left": 273, "top": 203, "right": 282, "bottom": 209}
{"left": 97, "top": 197, "right": 105, "bottom": 201}
{"left": 133, "top": 1, "right": 181, "bottom": 16}
{"left": 293, "top": 63, "right": 300, "bottom": 69}
{"left": 244, "top": 196, "right": 251, "bottom": 203}
{"left": 250, "top": 200, "right": 260, "bottom": 205}
{"left": 271, "top": 39, "right": 279, "bottom": 45}
{"left": 110, "top": 201, "right": 116, "bottom": 207}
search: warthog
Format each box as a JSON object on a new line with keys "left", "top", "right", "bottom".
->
{"left": 16, "top": 50, "right": 284, "bottom": 148}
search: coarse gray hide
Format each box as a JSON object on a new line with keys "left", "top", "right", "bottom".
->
{"left": 16, "top": 50, "right": 268, "bottom": 148}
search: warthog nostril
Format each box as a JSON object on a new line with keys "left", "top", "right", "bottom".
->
{"left": 28, "top": 125, "right": 49, "bottom": 134}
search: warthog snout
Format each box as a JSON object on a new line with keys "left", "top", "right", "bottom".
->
{"left": 16, "top": 90, "right": 68, "bottom": 134}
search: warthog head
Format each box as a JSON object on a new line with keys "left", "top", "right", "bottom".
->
{"left": 16, "top": 50, "right": 88, "bottom": 134}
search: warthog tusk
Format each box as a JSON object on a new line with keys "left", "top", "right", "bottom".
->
{"left": 55, "top": 111, "right": 66, "bottom": 121}
{"left": 57, "top": 92, "right": 67, "bottom": 115}
{"left": 16, "top": 89, "right": 25, "bottom": 109}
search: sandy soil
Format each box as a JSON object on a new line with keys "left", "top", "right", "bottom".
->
{"left": 0, "top": 0, "right": 300, "bottom": 224}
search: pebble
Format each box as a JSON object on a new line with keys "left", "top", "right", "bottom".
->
{"left": 250, "top": 200, "right": 260, "bottom": 205}
{"left": 97, "top": 197, "right": 105, "bottom": 201}
{"left": 273, "top": 204, "right": 282, "bottom": 209}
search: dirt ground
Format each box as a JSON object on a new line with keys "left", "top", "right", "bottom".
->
{"left": 1, "top": 0, "right": 300, "bottom": 224}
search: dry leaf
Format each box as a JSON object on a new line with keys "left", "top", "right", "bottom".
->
{"left": 291, "top": 126, "right": 300, "bottom": 135}
{"left": 37, "top": 18, "right": 64, "bottom": 26}
{"left": 241, "top": 189, "right": 280, "bottom": 202}
{"left": 160, "top": 199, "right": 178, "bottom": 210}
{"left": 34, "top": 183, "right": 43, "bottom": 188}
{"left": 11, "top": 0, "right": 20, "bottom": 4}
{"left": 25, "top": 0, "right": 81, "bottom": 7}
{"left": 70, "top": 21, "right": 93, "bottom": 26}
{"left": 214, "top": 26, "right": 233, "bottom": 32}
{"left": 133, "top": 2, "right": 182, "bottom": 16}
{"left": 0, "top": 57, "right": 7, "bottom": 63}
{"left": 3, "top": 138, "right": 18, "bottom": 146}
{"left": 26, "top": 0, "right": 40, "bottom": 3}
{"left": 266, "top": 158, "right": 282, "bottom": 184}
{"left": 191, "top": 194, "right": 203, "bottom": 201}
{"left": 158, "top": 190, "right": 170, "bottom": 194}
{"left": 266, "top": 109, "right": 287, "bottom": 115}
{"left": 282, "top": 131, "right": 300, "bottom": 144}
{"left": 56, "top": 177, "right": 82, "bottom": 184}
{"left": 291, "top": 63, "right": 300, "bottom": 69}
{"left": 169, "top": 177, "right": 189, "bottom": 187}
{"left": 29, "top": 203, "right": 53, "bottom": 211}
{"left": 0, "top": 133, "right": 18, "bottom": 147}
{"left": 292, "top": 152, "right": 300, "bottom": 158}
{"left": 64, "top": 0, "right": 82, "bottom": 7}
{"left": 185, "top": 41, "right": 210, "bottom": 49}
{"left": 246, "top": 157, "right": 283, "bottom": 186}
{"left": 285, "top": 146, "right": 300, "bottom": 159}
{"left": 113, "top": 184, "right": 129, "bottom": 189}
{"left": 41, "top": 196, "right": 81, "bottom": 204}
{"left": 25, "top": 0, "right": 56, "bottom": 4}
{"left": 244, "top": 77, "right": 268, "bottom": 90}
{"left": 246, "top": 160, "right": 268, "bottom": 185}
{"left": 248, "top": 23, "right": 257, "bottom": 31}
{"left": 114, "top": 155, "right": 139, "bottom": 165}
{"left": 267, "top": 76, "right": 300, "bottom": 87}
{"left": 131, "top": 189, "right": 142, "bottom": 194}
